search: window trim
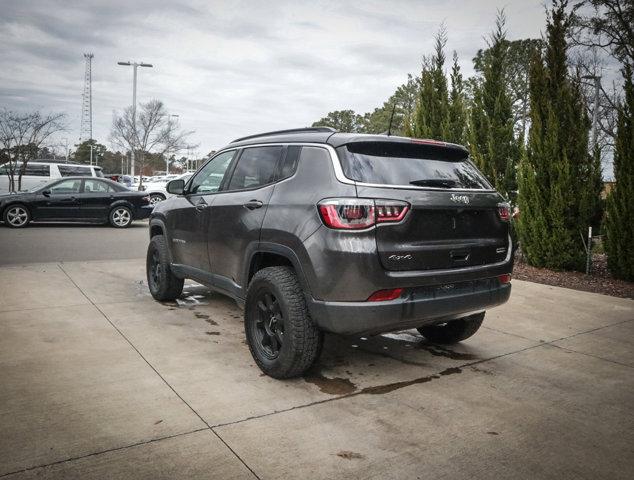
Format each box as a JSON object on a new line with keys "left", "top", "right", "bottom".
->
{"left": 205, "top": 142, "right": 496, "bottom": 193}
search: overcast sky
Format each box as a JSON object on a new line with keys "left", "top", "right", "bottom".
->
{"left": 0, "top": 0, "right": 614, "bottom": 161}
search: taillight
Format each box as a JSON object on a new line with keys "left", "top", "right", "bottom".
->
{"left": 318, "top": 198, "right": 409, "bottom": 230}
{"left": 367, "top": 288, "right": 403, "bottom": 302}
{"left": 497, "top": 204, "right": 511, "bottom": 222}
{"left": 375, "top": 200, "right": 409, "bottom": 222}
{"left": 498, "top": 274, "right": 512, "bottom": 284}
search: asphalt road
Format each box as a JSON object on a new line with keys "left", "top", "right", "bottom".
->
{"left": 0, "top": 221, "right": 149, "bottom": 265}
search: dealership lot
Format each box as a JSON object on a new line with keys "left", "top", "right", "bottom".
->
{"left": 0, "top": 238, "right": 633, "bottom": 478}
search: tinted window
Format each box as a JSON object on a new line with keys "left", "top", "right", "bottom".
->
{"left": 49, "top": 179, "right": 82, "bottom": 194}
{"left": 279, "top": 146, "right": 301, "bottom": 180}
{"left": 189, "top": 150, "right": 236, "bottom": 194}
{"left": 84, "top": 179, "right": 115, "bottom": 193}
{"left": 59, "top": 165, "right": 92, "bottom": 177}
{"left": 337, "top": 142, "right": 492, "bottom": 190}
{"left": 23, "top": 164, "right": 50, "bottom": 176}
{"left": 227, "top": 146, "right": 282, "bottom": 191}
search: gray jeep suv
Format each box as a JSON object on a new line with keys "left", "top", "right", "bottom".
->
{"left": 146, "top": 127, "right": 513, "bottom": 378}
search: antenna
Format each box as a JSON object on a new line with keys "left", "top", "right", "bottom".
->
{"left": 80, "top": 53, "right": 94, "bottom": 143}
{"left": 387, "top": 103, "right": 397, "bottom": 136}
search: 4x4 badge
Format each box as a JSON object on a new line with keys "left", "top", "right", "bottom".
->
{"left": 450, "top": 194, "right": 470, "bottom": 204}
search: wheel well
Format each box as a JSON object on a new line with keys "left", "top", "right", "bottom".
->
{"left": 150, "top": 224, "right": 164, "bottom": 238}
{"left": 248, "top": 252, "right": 294, "bottom": 284}
{"left": 150, "top": 192, "right": 166, "bottom": 199}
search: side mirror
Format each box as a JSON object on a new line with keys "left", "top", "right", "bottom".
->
{"left": 42, "top": 190, "right": 51, "bottom": 197}
{"left": 166, "top": 179, "right": 185, "bottom": 195}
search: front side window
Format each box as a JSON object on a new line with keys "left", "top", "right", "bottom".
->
{"left": 337, "top": 142, "right": 492, "bottom": 190}
{"left": 59, "top": 165, "right": 92, "bottom": 177}
{"left": 84, "top": 179, "right": 115, "bottom": 193}
{"left": 227, "top": 146, "right": 283, "bottom": 191}
{"left": 189, "top": 150, "right": 236, "bottom": 194}
{"left": 49, "top": 179, "right": 82, "bottom": 194}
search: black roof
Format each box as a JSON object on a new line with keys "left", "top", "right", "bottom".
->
{"left": 228, "top": 128, "right": 469, "bottom": 154}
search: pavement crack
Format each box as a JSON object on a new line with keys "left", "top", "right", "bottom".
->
{"left": 0, "top": 429, "right": 208, "bottom": 478}
{"left": 56, "top": 264, "right": 262, "bottom": 480}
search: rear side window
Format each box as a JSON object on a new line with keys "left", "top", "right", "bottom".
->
{"left": 59, "top": 165, "right": 92, "bottom": 177}
{"left": 337, "top": 142, "right": 492, "bottom": 190}
{"left": 227, "top": 146, "right": 283, "bottom": 191}
{"left": 84, "top": 179, "right": 116, "bottom": 193}
{"left": 23, "top": 164, "right": 50, "bottom": 176}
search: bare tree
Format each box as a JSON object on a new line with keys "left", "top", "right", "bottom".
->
{"left": 0, "top": 110, "right": 66, "bottom": 192}
{"left": 109, "top": 100, "right": 195, "bottom": 187}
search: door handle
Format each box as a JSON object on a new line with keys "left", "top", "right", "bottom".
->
{"left": 243, "top": 200, "right": 263, "bottom": 210}
{"left": 195, "top": 203, "right": 208, "bottom": 212}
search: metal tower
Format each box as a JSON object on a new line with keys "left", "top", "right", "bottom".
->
{"left": 80, "top": 53, "right": 94, "bottom": 142}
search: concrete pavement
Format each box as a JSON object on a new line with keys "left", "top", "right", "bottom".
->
{"left": 0, "top": 259, "right": 632, "bottom": 479}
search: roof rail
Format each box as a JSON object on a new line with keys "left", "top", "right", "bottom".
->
{"left": 230, "top": 126, "right": 337, "bottom": 144}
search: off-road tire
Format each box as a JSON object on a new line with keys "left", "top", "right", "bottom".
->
{"left": 147, "top": 235, "right": 184, "bottom": 301}
{"left": 3, "top": 204, "right": 31, "bottom": 228}
{"left": 245, "top": 266, "right": 323, "bottom": 379}
{"left": 417, "top": 312, "right": 485, "bottom": 344}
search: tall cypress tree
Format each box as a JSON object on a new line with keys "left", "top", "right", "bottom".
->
{"left": 447, "top": 51, "right": 467, "bottom": 144}
{"left": 468, "top": 10, "right": 517, "bottom": 196}
{"left": 412, "top": 26, "right": 449, "bottom": 139}
{"left": 605, "top": 66, "right": 634, "bottom": 280}
{"left": 517, "top": 0, "right": 601, "bottom": 271}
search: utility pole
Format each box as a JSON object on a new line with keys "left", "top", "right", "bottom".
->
{"left": 583, "top": 74, "right": 602, "bottom": 151}
{"left": 117, "top": 61, "right": 153, "bottom": 177}
{"left": 581, "top": 74, "right": 602, "bottom": 275}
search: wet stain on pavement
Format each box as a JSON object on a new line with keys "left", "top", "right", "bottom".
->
{"left": 360, "top": 367, "right": 462, "bottom": 395}
{"left": 304, "top": 370, "right": 357, "bottom": 395}
{"left": 417, "top": 343, "right": 477, "bottom": 361}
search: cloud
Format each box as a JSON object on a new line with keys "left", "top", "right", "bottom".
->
{"left": 0, "top": 0, "right": 558, "bottom": 158}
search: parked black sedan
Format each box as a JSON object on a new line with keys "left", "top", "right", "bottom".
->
{"left": 0, "top": 177, "right": 153, "bottom": 228}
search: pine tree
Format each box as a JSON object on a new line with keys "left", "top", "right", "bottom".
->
{"left": 605, "top": 66, "right": 634, "bottom": 280}
{"left": 468, "top": 10, "right": 517, "bottom": 196}
{"left": 412, "top": 26, "right": 449, "bottom": 139}
{"left": 447, "top": 51, "right": 467, "bottom": 144}
{"left": 517, "top": 0, "right": 601, "bottom": 271}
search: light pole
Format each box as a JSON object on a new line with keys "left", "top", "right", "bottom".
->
{"left": 117, "top": 61, "right": 153, "bottom": 177}
{"left": 167, "top": 114, "right": 179, "bottom": 174}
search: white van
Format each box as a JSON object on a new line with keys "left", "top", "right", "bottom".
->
{"left": 0, "top": 161, "right": 103, "bottom": 193}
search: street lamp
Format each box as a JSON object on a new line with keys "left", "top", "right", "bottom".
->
{"left": 117, "top": 61, "right": 153, "bottom": 176}
{"left": 167, "top": 114, "right": 180, "bottom": 174}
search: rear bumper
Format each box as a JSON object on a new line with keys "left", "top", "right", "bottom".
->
{"left": 135, "top": 205, "right": 153, "bottom": 220}
{"left": 307, "top": 278, "right": 511, "bottom": 336}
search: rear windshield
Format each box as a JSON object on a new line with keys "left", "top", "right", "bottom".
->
{"left": 337, "top": 142, "right": 492, "bottom": 190}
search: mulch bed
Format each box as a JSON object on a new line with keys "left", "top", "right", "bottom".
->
{"left": 513, "top": 253, "right": 634, "bottom": 299}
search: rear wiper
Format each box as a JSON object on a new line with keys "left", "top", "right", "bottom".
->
{"left": 409, "top": 179, "right": 458, "bottom": 188}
